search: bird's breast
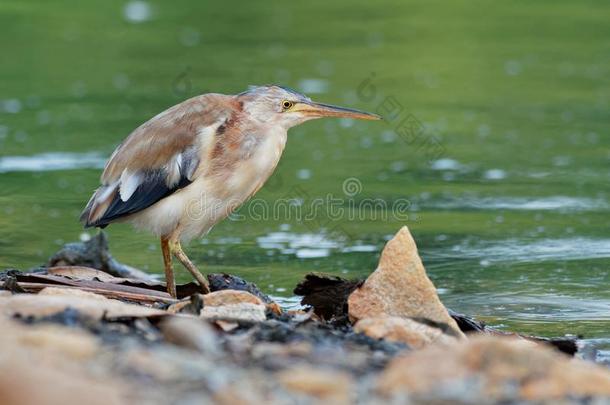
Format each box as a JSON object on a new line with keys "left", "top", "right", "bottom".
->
{"left": 207, "top": 129, "right": 287, "bottom": 203}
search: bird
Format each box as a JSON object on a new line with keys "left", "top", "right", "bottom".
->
{"left": 81, "top": 85, "right": 381, "bottom": 298}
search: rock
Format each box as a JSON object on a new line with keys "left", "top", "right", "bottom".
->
{"left": 0, "top": 317, "right": 129, "bottom": 405}
{"left": 160, "top": 316, "right": 220, "bottom": 356}
{"left": 0, "top": 287, "right": 166, "bottom": 319}
{"left": 348, "top": 226, "right": 464, "bottom": 338}
{"left": 266, "top": 301, "right": 283, "bottom": 315}
{"left": 354, "top": 316, "right": 459, "bottom": 349}
{"left": 377, "top": 335, "right": 610, "bottom": 402}
{"left": 120, "top": 346, "right": 218, "bottom": 383}
{"left": 201, "top": 290, "right": 267, "bottom": 322}
{"left": 203, "top": 289, "right": 264, "bottom": 306}
{"left": 165, "top": 299, "right": 193, "bottom": 314}
{"left": 0, "top": 358, "right": 128, "bottom": 405}
{"left": 0, "top": 315, "right": 99, "bottom": 361}
{"left": 214, "top": 319, "right": 240, "bottom": 332}
{"left": 15, "top": 324, "right": 99, "bottom": 360}
{"left": 166, "top": 293, "right": 204, "bottom": 315}
{"left": 277, "top": 366, "right": 353, "bottom": 404}
{"left": 202, "top": 303, "right": 266, "bottom": 322}
{"left": 241, "top": 320, "right": 404, "bottom": 374}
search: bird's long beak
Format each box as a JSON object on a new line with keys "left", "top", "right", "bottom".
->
{"left": 293, "top": 101, "right": 381, "bottom": 121}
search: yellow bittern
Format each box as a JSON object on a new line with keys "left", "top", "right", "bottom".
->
{"left": 81, "top": 85, "right": 380, "bottom": 297}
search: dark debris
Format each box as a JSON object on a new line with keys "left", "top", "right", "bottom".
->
{"left": 14, "top": 307, "right": 164, "bottom": 346}
{"left": 208, "top": 272, "right": 273, "bottom": 303}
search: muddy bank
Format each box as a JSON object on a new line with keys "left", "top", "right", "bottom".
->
{"left": 1, "top": 226, "right": 609, "bottom": 404}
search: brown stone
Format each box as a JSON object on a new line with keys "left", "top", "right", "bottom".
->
{"left": 266, "top": 301, "right": 283, "bottom": 315}
{"left": 201, "top": 290, "right": 266, "bottom": 322}
{"left": 0, "top": 361, "right": 128, "bottom": 405}
{"left": 0, "top": 317, "right": 128, "bottom": 405}
{"left": 203, "top": 289, "right": 264, "bottom": 306}
{"left": 15, "top": 324, "right": 99, "bottom": 360}
{"left": 277, "top": 366, "right": 353, "bottom": 404}
{"left": 160, "top": 316, "right": 220, "bottom": 356}
{"left": 354, "top": 316, "right": 458, "bottom": 349}
{"left": 348, "top": 226, "right": 464, "bottom": 337}
{"left": 377, "top": 335, "right": 610, "bottom": 401}
{"left": 214, "top": 320, "right": 239, "bottom": 332}
{"left": 165, "top": 299, "right": 193, "bottom": 314}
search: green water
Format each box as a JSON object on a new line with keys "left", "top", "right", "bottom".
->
{"left": 1, "top": 1, "right": 608, "bottom": 360}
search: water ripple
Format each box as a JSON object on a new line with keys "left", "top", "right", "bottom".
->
{"left": 255, "top": 231, "right": 377, "bottom": 258}
{"left": 443, "top": 237, "right": 610, "bottom": 263}
{"left": 0, "top": 152, "right": 106, "bottom": 173}
{"left": 427, "top": 196, "right": 609, "bottom": 212}
{"left": 460, "top": 293, "right": 610, "bottom": 321}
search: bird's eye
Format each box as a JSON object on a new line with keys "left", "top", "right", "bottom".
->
{"left": 281, "top": 100, "right": 293, "bottom": 110}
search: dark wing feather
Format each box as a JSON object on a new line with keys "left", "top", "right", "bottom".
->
{"left": 84, "top": 169, "right": 192, "bottom": 228}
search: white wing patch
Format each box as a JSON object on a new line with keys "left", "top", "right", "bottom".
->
{"left": 119, "top": 170, "right": 142, "bottom": 202}
{"left": 165, "top": 154, "right": 183, "bottom": 188}
{"left": 97, "top": 181, "right": 119, "bottom": 202}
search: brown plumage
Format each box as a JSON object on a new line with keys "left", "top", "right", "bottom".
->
{"left": 81, "top": 85, "right": 380, "bottom": 297}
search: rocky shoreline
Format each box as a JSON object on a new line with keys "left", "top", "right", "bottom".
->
{"left": 1, "top": 226, "right": 609, "bottom": 404}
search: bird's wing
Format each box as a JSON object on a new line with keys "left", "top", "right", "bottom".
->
{"left": 81, "top": 94, "right": 236, "bottom": 228}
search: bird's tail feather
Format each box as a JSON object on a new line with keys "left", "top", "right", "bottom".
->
{"left": 80, "top": 185, "right": 117, "bottom": 228}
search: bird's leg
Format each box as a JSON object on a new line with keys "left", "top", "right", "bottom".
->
{"left": 170, "top": 239, "right": 210, "bottom": 294}
{"left": 161, "top": 237, "right": 177, "bottom": 298}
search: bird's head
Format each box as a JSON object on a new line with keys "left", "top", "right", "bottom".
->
{"left": 237, "top": 85, "right": 381, "bottom": 129}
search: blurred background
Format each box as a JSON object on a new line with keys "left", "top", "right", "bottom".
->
{"left": 0, "top": 1, "right": 608, "bottom": 359}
